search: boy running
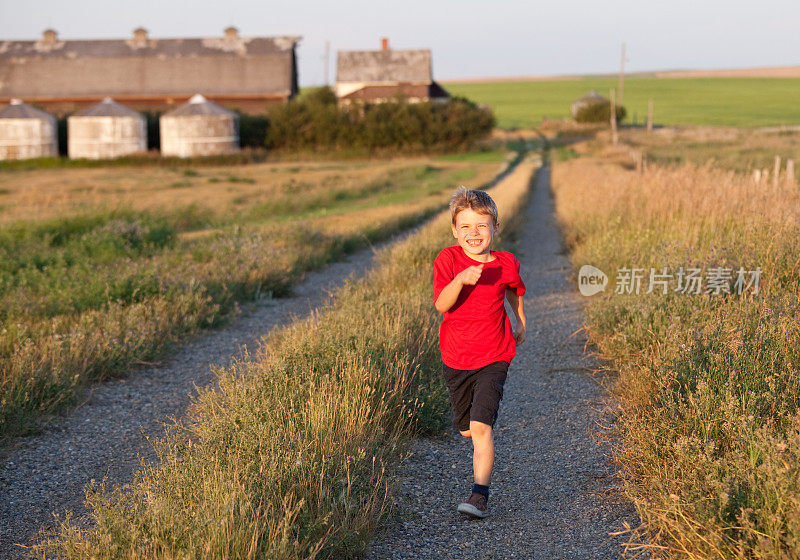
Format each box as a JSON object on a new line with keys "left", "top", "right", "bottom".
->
{"left": 433, "top": 186, "right": 526, "bottom": 519}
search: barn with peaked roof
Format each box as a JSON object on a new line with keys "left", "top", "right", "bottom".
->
{"left": 0, "top": 27, "right": 300, "bottom": 115}
{"left": 335, "top": 39, "right": 449, "bottom": 103}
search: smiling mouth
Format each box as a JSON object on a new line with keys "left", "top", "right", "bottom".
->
{"left": 466, "top": 239, "right": 483, "bottom": 247}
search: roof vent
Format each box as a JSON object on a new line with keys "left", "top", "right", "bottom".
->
{"left": 42, "top": 29, "right": 58, "bottom": 45}
{"left": 133, "top": 27, "right": 148, "bottom": 47}
{"left": 189, "top": 93, "right": 207, "bottom": 104}
{"left": 224, "top": 26, "right": 239, "bottom": 40}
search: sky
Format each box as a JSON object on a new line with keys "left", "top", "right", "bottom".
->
{"left": 2, "top": 0, "right": 800, "bottom": 87}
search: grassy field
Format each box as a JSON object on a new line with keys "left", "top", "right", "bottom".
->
{"left": 619, "top": 126, "right": 800, "bottom": 173}
{"left": 35, "top": 157, "right": 537, "bottom": 559}
{"left": 552, "top": 147, "right": 800, "bottom": 558}
{"left": 0, "top": 156, "right": 502, "bottom": 443}
{"left": 447, "top": 77, "right": 800, "bottom": 129}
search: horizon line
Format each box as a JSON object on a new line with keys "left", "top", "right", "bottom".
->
{"left": 437, "top": 63, "right": 800, "bottom": 84}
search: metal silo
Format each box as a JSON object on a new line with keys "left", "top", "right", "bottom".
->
{"left": 68, "top": 98, "right": 147, "bottom": 160}
{"left": 0, "top": 99, "right": 58, "bottom": 160}
{"left": 159, "top": 94, "right": 240, "bottom": 158}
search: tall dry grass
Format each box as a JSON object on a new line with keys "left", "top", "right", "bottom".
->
{"left": 33, "top": 157, "right": 537, "bottom": 559}
{"left": 0, "top": 159, "right": 493, "bottom": 226}
{"left": 621, "top": 126, "right": 800, "bottom": 173}
{"left": 552, "top": 153, "right": 800, "bottom": 558}
{"left": 0, "top": 161, "right": 500, "bottom": 442}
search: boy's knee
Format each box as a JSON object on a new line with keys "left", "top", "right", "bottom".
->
{"left": 459, "top": 429, "right": 471, "bottom": 437}
{"left": 469, "top": 420, "right": 492, "bottom": 438}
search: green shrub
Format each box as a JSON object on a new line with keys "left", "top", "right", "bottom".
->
{"left": 575, "top": 101, "right": 626, "bottom": 124}
{"left": 264, "top": 88, "right": 494, "bottom": 152}
{"left": 236, "top": 113, "right": 271, "bottom": 149}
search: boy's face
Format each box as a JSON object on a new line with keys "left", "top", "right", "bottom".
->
{"left": 452, "top": 208, "right": 497, "bottom": 257}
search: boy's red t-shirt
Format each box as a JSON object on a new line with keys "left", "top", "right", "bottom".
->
{"left": 433, "top": 245, "right": 526, "bottom": 370}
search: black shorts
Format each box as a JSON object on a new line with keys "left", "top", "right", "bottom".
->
{"left": 442, "top": 361, "right": 509, "bottom": 432}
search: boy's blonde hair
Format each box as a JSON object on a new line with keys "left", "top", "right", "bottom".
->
{"left": 449, "top": 186, "right": 498, "bottom": 226}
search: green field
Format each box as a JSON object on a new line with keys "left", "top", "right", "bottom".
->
{"left": 447, "top": 77, "right": 800, "bottom": 129}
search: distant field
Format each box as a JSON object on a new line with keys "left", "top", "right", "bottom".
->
{"left": 446, "top": 77, "right": 800, "bottom": 129}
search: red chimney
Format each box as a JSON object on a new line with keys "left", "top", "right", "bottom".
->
{"left": 381, "top": 37, "right": 389, "bottom": 51}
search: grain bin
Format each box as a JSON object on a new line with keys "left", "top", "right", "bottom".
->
{"left": 160, "top": 94, "right": 239, "bottom": 157}
{"left": 0, "top": 99, "right": 58, "bottom": 160}
{"left": 67, "top": 98, "right": 147, "bottom": 160}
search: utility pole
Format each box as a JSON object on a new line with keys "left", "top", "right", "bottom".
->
{"left": 618, "top": 42, "right": 626, "bottom": 106}
{"left": 610, "top": 88, "right": 618, "bottom": 145}
{"left": 323, "top": 40, "right": 330, "bottom": 86}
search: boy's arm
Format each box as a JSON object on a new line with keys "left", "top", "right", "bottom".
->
{"left": 505, "top": 289, "right": 527, "bottom": 344}
{"left": 435, "top": 264, "right": 484, "bottom": 313}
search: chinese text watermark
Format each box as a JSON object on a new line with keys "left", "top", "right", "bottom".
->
{"left": 579, "top": 265, "right": 761, "bottom": 296}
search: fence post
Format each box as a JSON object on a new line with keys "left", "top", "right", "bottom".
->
{"left": 787, "top": 159, "right": 795, "bottom": 186}
{"left": 773, "top": 155, "right": 781, "bottom": 187}
{"left": 646, "top": 99, "right": 653, "bottom": 133}
{"left": 610, "top": 89, "right": 618, "bottom": 145}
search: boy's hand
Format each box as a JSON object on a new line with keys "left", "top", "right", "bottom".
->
{"left": 457, "top": 264, "right": 483, "bottom": 286}
{"left": 513, "top": 322, "right": 527, "bottom": 345}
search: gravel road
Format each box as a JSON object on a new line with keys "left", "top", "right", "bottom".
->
{"left": 364, "top": 166, "right": 640, "bottom": 559}
{"left": 0, "top": 238, "right": 399, "bottom": 558}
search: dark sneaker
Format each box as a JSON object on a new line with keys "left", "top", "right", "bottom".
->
{"left": 457, "top": 492, "right": 489, "bottom": 518}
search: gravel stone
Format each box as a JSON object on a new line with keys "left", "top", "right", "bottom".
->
{"left": 363, "top": 166, "right": 641, "bottom": 559}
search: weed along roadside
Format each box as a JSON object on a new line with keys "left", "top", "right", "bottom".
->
{"left": 552, "top": 148, "right": 800, "bottom": 557}
{"left": 33, "top": 156, "right": 539, "bottom": 558}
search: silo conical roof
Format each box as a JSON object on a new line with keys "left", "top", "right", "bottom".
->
{"left": 74, "top": 97, "right": 142, "bottom": 118}
{"left": 0, "top": 99, "right": 55, "bottom": 120}
{"left": 163, "top": 94, "right": 235, "bottom": 117}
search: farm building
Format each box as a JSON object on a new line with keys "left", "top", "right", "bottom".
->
{"left": 0, "top": 27, "right": 300, "bottom": 115}
{"left": 160, "top": 94, "right": 239, "bottom": 158}
{"left": 0, "top": 99, "right": 57, "bottom": 160}
{"left": 335, "top": 39, "right": 449, "bottom": 103}
{"left": 68, "top": 98, "right": 146, "bottom": 160}
{"left": 570, "top": 90, "right": 609, "bottom": 118}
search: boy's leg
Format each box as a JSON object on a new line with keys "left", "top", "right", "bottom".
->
{"left": 457, "top": 362, "right": 507, "bottom": 518}
{"left": 468, "top": 361, "right": 508, "bottom": 486}
{"left": 469, "top": 420, "right": 493, "bottom": 485}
